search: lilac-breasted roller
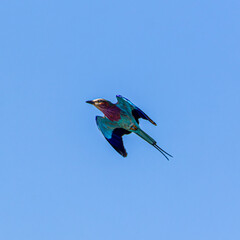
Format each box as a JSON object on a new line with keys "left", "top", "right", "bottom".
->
{"left": 86, "top": 95, "right": 172, "bottom": 160}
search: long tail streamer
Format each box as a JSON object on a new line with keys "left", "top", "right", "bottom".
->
{"left": 153, "top": 144, "right": 173, "bottom": 161}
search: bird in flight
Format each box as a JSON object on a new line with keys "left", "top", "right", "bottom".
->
{"left": 86, "top": 95, "right": 172, "bottom": 160}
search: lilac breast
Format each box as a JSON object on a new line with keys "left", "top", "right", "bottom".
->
{"left": 101, "top": 105, "right": 121, "bottom": 121}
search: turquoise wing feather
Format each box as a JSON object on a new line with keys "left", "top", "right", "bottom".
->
{"left": 116, "top": 95, "right": 157, "bottom": 125}
{"left": 96, "top": 116, "right": 131, "bottom": 157}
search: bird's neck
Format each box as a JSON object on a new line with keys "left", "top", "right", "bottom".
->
{"left": 100, "top": 105, "right": 121, "bottom": 121}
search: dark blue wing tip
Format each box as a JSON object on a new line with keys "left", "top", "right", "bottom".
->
{"left": 117, "top": 95, "right": 132, "bottom": 103}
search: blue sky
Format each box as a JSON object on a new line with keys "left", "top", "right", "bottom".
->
{"left": 1, "top": 0, "right": 240, "bottom": 239}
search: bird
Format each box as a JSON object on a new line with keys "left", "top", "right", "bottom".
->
{"left": 86, "top": 95, "right": 172, "bottom": 160}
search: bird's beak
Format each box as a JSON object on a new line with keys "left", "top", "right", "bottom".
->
{"left": 86, "top": 100, "right": 94, "bottom": 105}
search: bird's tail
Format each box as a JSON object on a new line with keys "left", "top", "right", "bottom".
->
{"left": 134, "top": 128, "right": 173, "bottom": 160}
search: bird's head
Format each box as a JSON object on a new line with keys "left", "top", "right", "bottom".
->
{"left": 86, "top": 98, "right": 113, "bottom": 111}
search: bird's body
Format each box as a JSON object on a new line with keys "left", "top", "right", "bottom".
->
{"left": 86, "top": 95, "right": 172, "bottom": 160}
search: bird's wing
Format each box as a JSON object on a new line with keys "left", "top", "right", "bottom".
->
{"left": 96, "top": 116, "right": 131, "bottom": 157}
{"left": 116, "top": 95, "right": 157, "bottom": 126}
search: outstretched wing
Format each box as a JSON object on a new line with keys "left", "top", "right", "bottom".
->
{"left": 116, "top": 95, "right": 157, "bottom": 126}
{"left": 96, "top": 116, "right": 131, "bottom": 157}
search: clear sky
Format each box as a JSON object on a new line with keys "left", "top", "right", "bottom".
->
{"left": 1, "top": 0, "right": 240, "bottom": 239}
